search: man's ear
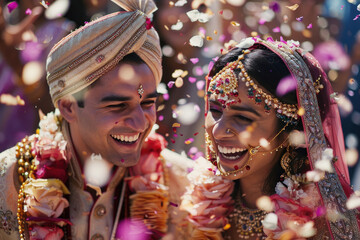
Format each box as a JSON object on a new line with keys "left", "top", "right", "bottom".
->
{"left": 57, "top": 96, "right": 78, "bottom": 123}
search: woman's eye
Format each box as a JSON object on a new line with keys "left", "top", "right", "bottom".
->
{"left": 236, "top": 115, "right": 252, "bottom": 123}
{"left": 210, "top": 108, "right": 222, "bottom": 114}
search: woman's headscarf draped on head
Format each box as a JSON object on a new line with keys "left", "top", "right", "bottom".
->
{"left": 205, "top": 37, "right": 360, "bottom": 239}
{"left": 46, "top": 0, "right": 162, "bottom": 107}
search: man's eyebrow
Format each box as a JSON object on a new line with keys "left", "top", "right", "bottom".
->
{"left": 143, "top": 91, "right": 158, "bottom": 99}
{"left": 100, "top": 95, "right": 132, "bottom": 102}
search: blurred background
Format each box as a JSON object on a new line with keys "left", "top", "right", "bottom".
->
{"left": 1, "top": 0, "right": 359, "bottom": 188}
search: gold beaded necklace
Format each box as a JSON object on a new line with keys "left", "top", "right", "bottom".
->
{"left": 228, "top": 190, "right": 266, "bottom": 239}
{"left": 16, "top": 136, "right": 37, "bottom": 240}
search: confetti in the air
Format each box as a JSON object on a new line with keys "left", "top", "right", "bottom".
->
{"left": 25, "top": 8, "right": 32, "bottom": 15}
{"left": 185, "top": 138, "right": 194, "bottom": 144}
{"left": 189, "top": 35, "right": 204, "bottom": 47}
{"left": 272, "top": 27, "right": 280, "bottom": 32}
{"left": 256, "top": 196, "right": 274, "bottom": 212}
{"left": 171, "top": 21, "right": 183, "bottom": 31}
{"left": 186, "top": 10, "right": 211, "bottom": 23}
{"left": 44, "top": 0, "right": 70, "bottom": 20}
{"left": 262, "top": 213, "right": 278, "bottom": 230}
{"left": 296, "top": 16, "right": 303, "bottom": 22}
{"left": 167, "top": 81, "right": 175, "bottom": 88}
{"left": 0, "top": 94, "right": 25, "bottom": 106}
{"left": 269, "top": 1, "right": 281, "bottom": 13}
{"left": 307, "top": 23, "right": 312, "bottom": 29}
{"left": 188, "top": 77, "right": 196, "bottom": 83}
{"left": 7, "top": 2, "right": 18, "bottom": 13}
{"left": 172, "top": 123, "right": 181, "bottom": 128}
{"left": 174, "top": 0, "right": 187, "bottom": 7}
{"left": 231, "top": 21, "right": 240, "bottom": 26}
{"left": 190, "top": 58, "right": 199, "bottom": 64}
{"left": 196, "top": 80, "right": 205, "bottom": 90}
{"left": 286, "top": 4, "right": 299, "bottom": 11}
{"left": 346, "top": 191, "right": 360, "bottom": 210}
{"left": 276, "top": 76, "right": 297, "bottom": 96}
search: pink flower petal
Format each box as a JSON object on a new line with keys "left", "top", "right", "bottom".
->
{"left": 25, "top": 8, "right": 32, "bottom": 15}
{"left": 272, "top": 27, "right": 281, "bottom": 32}
{"left": 188, "top": 77, "right": 196, "bottom": 83}
{"left": 196, "top": 81, "right": 205, "bottom": 90}
{"left": 7, "top": 1, "right": 18, "bottom": 13}
{"left": 276, "top": 76, "right": 297, "bottom": 96}
{"left": 167, "top": 81, "right": 175, "bottom": 88}
{"left": 190, "top": 58, "right": 199, "bottom": 64}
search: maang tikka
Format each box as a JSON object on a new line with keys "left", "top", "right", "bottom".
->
{"left": 207, "top": 49, "right": 299, "bottom": 124}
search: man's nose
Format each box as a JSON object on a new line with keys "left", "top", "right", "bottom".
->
{"left": 124, "top": 105, "right": 147, "bottom": 132}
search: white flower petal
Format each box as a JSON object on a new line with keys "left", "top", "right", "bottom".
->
{"left": 315, "top": 158, "right": 333, "bottom": 172}
{"left": 306, "top": 170, "right": 324, "bottom": 182}
{"left": 189, "top": 35, "right": 204, "bottom": 47}
{"left": 171, "top": 21, "right": 183, "bottom": 31}
{"left": 346, "top": 192, "right": 360, "bottom": 210}
{"left": 256, "top": 196, "right": 274, "bottom": 212}
{"left": 198, "top": 13, "right": 211, "bottom": 23}
{"left": 262, "top": 213, "right": 278, "bottom": 230}
{"left": 235, "top": 38, "right": 255, "bottom": 49}
{"left": 175, "top": 0, "right": 187, "bottom": 7}
{"left": 187, "top": 10, "right": 200, "bottom": 22}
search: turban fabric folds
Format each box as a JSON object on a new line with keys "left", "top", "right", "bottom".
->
{"left": 46, "top": 0, "right": 162, "bottom": 107}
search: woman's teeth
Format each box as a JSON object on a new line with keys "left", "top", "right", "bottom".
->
{"left": 218, "top": 145, "right": 246, "bottom": 154}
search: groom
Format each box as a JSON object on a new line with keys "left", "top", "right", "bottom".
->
{"left": 0, "top": 0, "right": 193, "bottom": 239}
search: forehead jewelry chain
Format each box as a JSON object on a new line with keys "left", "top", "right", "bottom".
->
{"left": 137, "top": 84, "right": 144, "bottom": 99}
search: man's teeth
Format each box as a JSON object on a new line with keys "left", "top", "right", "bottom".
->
{"left": 218, "top": 145, "right": 246, "bottom": 154}
{"left": 111, "top": 133, "right": 140, "bottom": 142}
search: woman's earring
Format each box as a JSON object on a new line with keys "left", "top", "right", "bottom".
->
{"left": 281, "top": 146, "right": 303, "bottom": 177}
{"left": 280, "top": 146, "right": 294, "bottom": 176}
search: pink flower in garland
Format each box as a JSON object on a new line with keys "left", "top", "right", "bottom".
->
{"left": 180, "top": 158, "right": 234, "bottom": 231}
{"left": 128, "top": 133, "right": 167, "bottom": 192}
{"left": 29, "top": 224, "right": 64, "bottom": 240}
{"left": 263, "top": 178, "right": 321, "bottom": 239}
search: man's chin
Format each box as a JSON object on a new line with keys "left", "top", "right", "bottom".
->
{"left": 111, "top": 153, "right": 141, "bottom": 167}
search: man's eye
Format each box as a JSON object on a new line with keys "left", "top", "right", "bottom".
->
{"left": 141, "top": 100, "right": 156, "bottom": 107}
{"left": 107, "top": 103, "right": 126, "bottom": 109}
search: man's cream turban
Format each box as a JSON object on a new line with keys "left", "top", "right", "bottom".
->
{"left": 46, "top": 0, "right": 162, "bottom": 107}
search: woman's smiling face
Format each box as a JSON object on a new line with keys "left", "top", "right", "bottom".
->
{"left": 205, "top": 80, "right": 286, "bottom": 180}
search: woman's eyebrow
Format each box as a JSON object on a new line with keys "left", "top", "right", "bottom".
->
{"left": 230, "top": 105, "right": 261, "bottom": 117}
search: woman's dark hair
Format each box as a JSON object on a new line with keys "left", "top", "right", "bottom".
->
{"left": 209, "top": 46, "right": 309, "bottom": 194}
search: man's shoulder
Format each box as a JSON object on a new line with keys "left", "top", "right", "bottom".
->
{"left": 0, "top": 146, "right": 17, "bottom": 177}
{"left": 0, "top": 146, "right": 19, "bottom": 238}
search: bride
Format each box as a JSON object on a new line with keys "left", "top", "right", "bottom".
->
{"left": 181, "top": 37, "right": 360, "bottom": 240}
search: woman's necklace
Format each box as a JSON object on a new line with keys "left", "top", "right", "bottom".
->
{"left": 228, "top": 191, "right": 266, "bottom": 239}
